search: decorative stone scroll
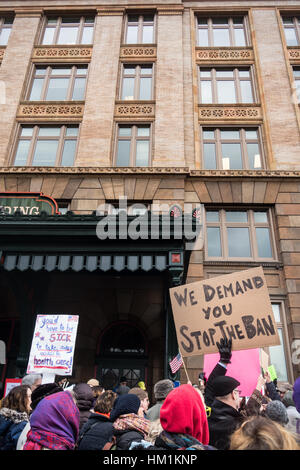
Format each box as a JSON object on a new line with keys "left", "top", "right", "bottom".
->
{"left": 120, "top": 45, "right": 157, "bottom": 60}
{"left": 115, "top": 101, "right": 155, "bottom": 120}
{"left": 32, "top": 46, "right": 93, "bottom": 62}
{"left": 198, "top": 105, "right": 262, "bottom": 121}
{"left": 17, "top": 102, "right": 84, "bottom": 121}
{"left": 196, "top": 47, "right": 254, "bottom": 63}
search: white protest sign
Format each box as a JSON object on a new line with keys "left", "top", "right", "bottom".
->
{"left": 27, "top": 315, "right": 79, "bottom": 376}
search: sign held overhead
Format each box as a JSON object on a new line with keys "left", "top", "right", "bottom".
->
{"left": 169, "top": 267, "right": 280, "bottom": 357}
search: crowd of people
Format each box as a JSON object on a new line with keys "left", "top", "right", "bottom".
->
{"left": 1, "top": 340, "right": 300, "bottom": 451}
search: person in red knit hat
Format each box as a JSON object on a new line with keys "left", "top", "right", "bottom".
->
{"left": 129, "top": 384, "right": 216, "bottom": 450}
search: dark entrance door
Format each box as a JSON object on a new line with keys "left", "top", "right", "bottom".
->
{"left": 96, "top": 323, "right": 148, "bottom": 390}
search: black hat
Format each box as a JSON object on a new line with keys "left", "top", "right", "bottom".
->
{"left": 110, "top": 393, "right": 140, "bottom": 421}
{"left": 211, "top": 376, "right": 240, "bottom": 397}
{"left": 31, "top": 383, "right": 63, "bottom": 410}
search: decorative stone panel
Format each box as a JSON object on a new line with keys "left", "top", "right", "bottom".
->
{"left": 0, "top": 47, "right": 5, "bottom": 62}
{"left": 288, "top": 47, "right": 300, "bottom": 62}
{"left": 17, "top": 102, "right": 84, "bottom": 121}
{"left": 32, "top": 46, "right": 93, "bottom": 63}
{"left": 196, "top": 47, "right": 254, "bottom": 64}
{"left": 120, "top": 45, "right": 157, "bottom": 61}
{"left": 198, "top": 104, "right": 262, "bottom": 121}
{"left": 115, "top": 101, "right": 155, "bottom": 120}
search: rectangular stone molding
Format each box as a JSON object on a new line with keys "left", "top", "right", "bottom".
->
{"left": 17, "top": 102, "right": 84, "bottom": 122}
{"left": 196, "top": 47, "right": 254, "bottom": 64}
{"left": 114, "top": 101, "right": 155, "bottom": 121}
{"left": 32, "top": 46, "right": 93, "bottom": 63}
{"left": 120, "top": 45, "right": 157, "bottom": 61}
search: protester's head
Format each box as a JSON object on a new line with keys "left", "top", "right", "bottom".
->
{"left": 129, "top": 387, "right": 149, "bottom": 413}
{"left": 293, "top": 377, "right": 300, "bottom": 413}
{"left": 110, "top": 393, "right": 140, "bottom": 422}
{"left": 282, "top": 391, "right": 296, "bottom": 408}
{"left": 265, "top": 400, "right": 289, "bottom": 426}
{"left": 91, "top": 385, "right": 105, "bottom": 399}
{"left": 160, "top": 384, "right": 209, "bottom": 445}
{"left": 4, "top": 385, "right": 32, "bottom": 414}
{"left": 211, "top": 376, "right": 241, "bottom": 410}
{"left": 31, "top": 383, "right": 63, "bottom": 410}
{"left": 230, "top": 416, "right": 300, "bottom": 450}
{"left": 277, "top": 381, "right": 293, "bottom": 400}
{"left": 153, "top": 379, "right": 174, "bottom": 402}
{"left": 73, "top": 383, "right": 94, "bottom": 410}
{"left": 119, "top": 376, "right": 128, "bottom": 385}
{"left": 87, "top": 378, "right": 99, "bottom": 387}
{"left": 94, "top": 390, "right": 117, "bottom": 414}
{"left": 21, "top": 374, "right": 42, "bottom": 391}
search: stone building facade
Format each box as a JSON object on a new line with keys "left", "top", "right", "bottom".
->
{"left": 0, "top": 0, "right": 299, "bottom": 394}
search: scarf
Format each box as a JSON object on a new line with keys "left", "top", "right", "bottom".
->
{"left": 113, "top": 413, "right": 150, "bottom": 439}
{"left": 23, "top": 391, "right": 79, "bottom": 450}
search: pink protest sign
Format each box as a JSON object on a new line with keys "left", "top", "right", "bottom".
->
{"left": 203, "top": 348, "right": 261, "bottom": 397}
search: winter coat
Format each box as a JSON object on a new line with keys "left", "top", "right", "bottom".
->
{"left": 204, "top": 363, "right": 227, "bottom": 407}
{"left": 112, "top": 414, "right": 150, "bottom": 450}
{"left": 0, "top": 408, "right": 29, "bottom": 450}
{"left": 147, "top": 402, "right": 163, "bottom": 422}
{"left": 77, "top": 412, "right": 114, "bottom": 450}
{"left": 73, "top": 383, "right": 94, "bottom": 432}
{"left": 208, "top": 399, "right": 243, "bottom": 450}
{"left": 130, "top": 430, "right": 216, "bottom": 450}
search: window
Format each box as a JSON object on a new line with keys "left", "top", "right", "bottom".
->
{"left": 0, "top": 18, "right": 13, "bottom": 45}
{"left": 293, "top": 67, "right": 300, "bottom": 101}
{"left": 28, "top": 65, "right": 88, "bottom": 101}
{"left": 267, "top": 303, "right": 289, "bottom": 382}
{"left": 205, "top": 208, "right": 275, "bottom": 260}
{"left": 125, "top": 13, "right": 155, "bottom": 44}
{"left": 197, "top": 16, "right": 248, "bottom": 47}
{"left": 202, "top": 128, "right": 263, "bottom": 170}
{"left": 121, "top": 64, "right": 153, "bottom": 100}
{"left": 115, "top": 124, "right": 151, "bottom": 167}
{"left": 41, "top": 16, "right": 94, "bottom": 45}
{"left": 282, "top": 16, "right": 300, "bottom": 46}
{"left": 13, "top": 125, "right": 79, "bottom": 167}
{"left": 199, "top": 67, "right": 255, "bottom": 104}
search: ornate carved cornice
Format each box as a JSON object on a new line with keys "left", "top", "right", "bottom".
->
{"left": 17, "top": 102, "right": 84, "bottom": 121}
{"left": 115, "top": 101, "right": 155, "bottom": 120}
{"left": 32, "top": 46, "right": 93, "bottom": 63}
{"left": 196, "top": 47, "right": 254, "bottom": 63}
{"left": 190, "top": 169, "right": 300, "bottom": 178}
{"left": 120, "top": 45, "right": 157, "bottom": 61}
{"left": 97, "top": 7, "right": 125, "bottom": 16}
{"left": 198, "top": 104, "right": 262, "bottom": 121}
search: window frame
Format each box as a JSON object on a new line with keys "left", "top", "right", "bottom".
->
{"left": 114, "top": 123, "right": 152, "bottom": 167}
{"left": 197, "top": 15, "right": 250, "bottom": 47}
{"left": 282, "top": 16, "right": 300, "bottom": 46}
{"left": 204, "top": 207, "right": 277, "bottom": 262}
{"left": 26, "top": 64, "right": 89, "bottom": 101}
{"left": 201, "top": 126, "right": 265, "bottom": 170}
{"left": 0, "top": 17, "right": 13, "bottom": 46}
{"left": 198, "top": 66, "right": 256, "bottom": 104}
{"left": 40, "top": 15, "right": 95, "bottom": 45}
{"left": 120, "top": 63, "right": 154, "bottom": 101}
{"left": 12, "top": 124, "right": 80, "bottom": 167}
{"left": 124, "top": 12, "right": 156, "bottom": 44}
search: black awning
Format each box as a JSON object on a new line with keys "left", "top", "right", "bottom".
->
{"left": 2, "top": 253, "right": 168, "bottom": 273}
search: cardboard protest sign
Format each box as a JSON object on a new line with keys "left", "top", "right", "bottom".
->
{"left": 27, "top": 315, "right": 79, "bottom": 376}
{"left": 204, "top": 349, "right": 261, "bottom": 397}
{"left": 4, "top": 379, "right": 22, "bottom": 397}
{"left": 169, "top": 266, "right": 280, "bottom": 357}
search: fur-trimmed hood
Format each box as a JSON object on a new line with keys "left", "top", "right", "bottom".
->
{"left": 0, "top": 407, "right": 29, "bottom": 424}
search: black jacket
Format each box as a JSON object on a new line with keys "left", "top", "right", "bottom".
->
{"left": 204, "top": 363, "right": 227, "bottom": 407}
{"left": 114, "top": 429, "right": 145, "bottom": 450}
{"left": 77, "top": 413, "right": 114, "bottom": 450}
{"left": 208, "top": 399, "right": 243, "bottom": 450}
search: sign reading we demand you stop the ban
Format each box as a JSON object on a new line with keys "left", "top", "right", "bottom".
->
{"left": 169, "top": 266, "right": 280, "bottom": 357}
{"left": 27, "top": 315, "right": 79, "bottom": 376}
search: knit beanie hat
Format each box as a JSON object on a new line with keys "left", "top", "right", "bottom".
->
{"left": 282, "top": 391, "right": 295, "bottom": 408}
{"left": 110, "top": 393, "right": 140, "bottom": 422}
{"left": 265, "top": 400, "right": 289, "bottom": 425}
{"left": 31, "top": 383, "right": 63, "bottom": 410}
{"left": 154, "top": 379, "right": 174, "bottom": 401}
{"left": 160, "top": 384, "right": 209, "bottom": 445}
{"left": 293, "top": 377, "right": 300, "bottom": 413}
{"left": 73, "top": 383, "right": 95, "bottom": 410}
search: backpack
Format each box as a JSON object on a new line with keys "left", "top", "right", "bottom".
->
{"left": 102, "top": 436, "right": 117, "bottom": 450}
